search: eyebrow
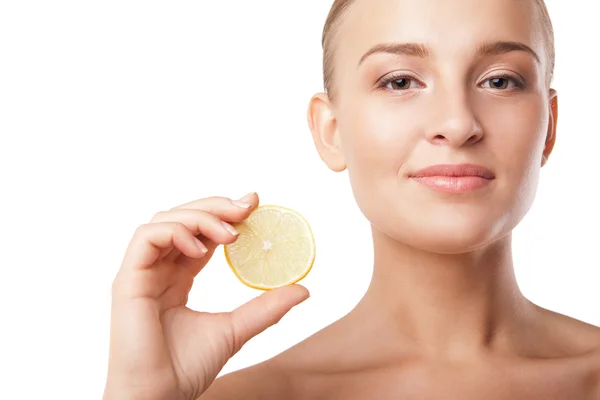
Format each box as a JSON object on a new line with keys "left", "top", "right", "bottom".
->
{"left": 357, "top": 40, "right": 541, "bottom": 67}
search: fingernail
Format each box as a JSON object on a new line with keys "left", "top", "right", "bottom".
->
{"left": 238, "top": 192, "right": 256, "bottom": 202}
{"left": 194, "top": 237, "right": 208, "bottom": 253}
{"left": 232, "top": 200, "right": 252, "bottom": 208}
{"left": 221, "top": 221, "right": 240, "bottom": 236}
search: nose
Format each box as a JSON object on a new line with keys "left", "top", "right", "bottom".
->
{"left": 425, "top": 86, "right": 483, "bottom": 147}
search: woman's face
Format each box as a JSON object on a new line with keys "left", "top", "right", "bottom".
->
{"left": 311, "top": 0, "right": 558, "bottom": 253}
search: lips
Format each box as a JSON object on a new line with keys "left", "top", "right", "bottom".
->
{"left": 410, "top": 164, "right": 495, "bottom": 179}
{"left": 409, "top": 164, "right": 495, "bottom": 193}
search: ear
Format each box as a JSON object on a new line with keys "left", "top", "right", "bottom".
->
{"left": 307, "top": 93, "right": 346, "bottom": 172}
{"left": 541, "top": 88, "right": 558, "bottom": 167}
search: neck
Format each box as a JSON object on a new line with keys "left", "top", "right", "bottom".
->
{"left": 355, "top": 228, "right": 536, "bottom": 359}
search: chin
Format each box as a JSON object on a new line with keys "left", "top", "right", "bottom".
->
{"left": 352, "top": 178, "right": 532, "bottom": 255}
{"left": 403, "top": 227, "right": 504, "bottom": 254}
{"left": 382, "top": 209, "right": 513, "bottom": 254}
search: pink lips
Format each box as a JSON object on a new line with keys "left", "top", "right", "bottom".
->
{"left": 409, "top": 164, "right": 495, "bottom": 193}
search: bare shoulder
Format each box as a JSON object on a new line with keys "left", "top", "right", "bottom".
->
{"left": 590, "top": 343, "right": 600, "bottom": 399}
{"left": 590, "top": 334, "right": 600, "bottom": 398}
{"left": 533, "top": 305, "right": 600, "bottom": 391}
{"left": 584, "top": 327, "right": 600, "bottom": 395}
{"left": 199, "top": 361, "right": 290, "bottom": 400}
{"left": 533, "top": 304, "right": 600, "bottom": 349}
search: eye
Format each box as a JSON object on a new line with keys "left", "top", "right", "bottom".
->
{"left": 379, "top": 74, "right": 421, "bottom": 91}
{"left": 386, "top": 77, "right": 412, "bottom": 90}
{"left": 481, "top": 76, "right": 523, "bottom": 90}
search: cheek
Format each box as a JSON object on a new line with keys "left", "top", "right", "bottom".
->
{"left": 340, "top": 99, "right": 418, "bottom": 174}
{"left": 469, "top": 95, "right": 549, "bottom": 240}
{"left": 338, "top": 99, "right": 418, "bottom": 202}
{"left": 336, "top": 98, "right": 428, "bottom": 247}
{"left": 484, "top": 96, "right": 548, "bottom": 196}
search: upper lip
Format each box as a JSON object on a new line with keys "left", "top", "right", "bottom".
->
{"left": 410, "top": 164, "right": 495, "bottom": 179}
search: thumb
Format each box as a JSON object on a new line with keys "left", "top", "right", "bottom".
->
{"left": 229, "top": 284, "right": 310, "bottom": 354}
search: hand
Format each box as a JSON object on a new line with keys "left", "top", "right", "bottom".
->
{"left": 103, "top": 193, "right": 310, "bottom": 400}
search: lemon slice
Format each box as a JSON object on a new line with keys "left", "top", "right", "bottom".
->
{"left": 224, "top": 205, "right": 315, "bottom": 290}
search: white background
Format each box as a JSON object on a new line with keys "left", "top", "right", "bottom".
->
{"left": 1, "top": 0, "right": 599, "bottom": 398}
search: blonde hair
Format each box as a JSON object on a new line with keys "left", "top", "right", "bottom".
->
{"left": 321, "top": 0, "right": 555, "bottom": 99}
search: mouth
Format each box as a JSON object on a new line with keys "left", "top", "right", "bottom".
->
{"left": 408, "top": 164, "right": 495, "bottom": 193}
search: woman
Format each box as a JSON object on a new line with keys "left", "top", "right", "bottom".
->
{"left": 103, "top": 0, "right": 600, "bottom": 398}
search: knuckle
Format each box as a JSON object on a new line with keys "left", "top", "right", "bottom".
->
{"left": 111, "top": 272, "right": 126, "bottom": 295}
{"left": 202, "top": 209, "right": 220, "bottom": 222}
{"left": 133, "top": 223, "right": 150, "bottom": 237}
{"left": 169, "top": 221, "right": 187, "bottom": 235}
{"left": 207, "top": 195, "right": 229, "bottom": 204}
{"left": 259, "top": 296, "right": 279, "bottom": 325}
{"left": 110, "top": 275, "right": 119, "bottom": 294}
{"left": 229, "top": 313, "right": 248, "bottom": 354}
{"left": 150, "top": 210, "right": 168, "bottom": 222}
{"left": 193, "top": 209, "right": 218, "bottom": 226}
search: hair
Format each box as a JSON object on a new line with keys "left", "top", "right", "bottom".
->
{"left": 321, "top": 0, "right": 555, "bottom": 99}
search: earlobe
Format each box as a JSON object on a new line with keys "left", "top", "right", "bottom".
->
{"left": 307, "top": 93, "right": 347, "bottom": 172}
{"left": 541, "top": 89, "right": 558, "bottom": 167}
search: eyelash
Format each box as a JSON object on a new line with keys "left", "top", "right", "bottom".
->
{"left": 377, "top": 73, "right": 422, "bottom": 91}
{"left": 377, "top": 73, "right": 525, "bottom": 91}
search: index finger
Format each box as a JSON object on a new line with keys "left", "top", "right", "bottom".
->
{"left": 172, "top": 192, "right": 259, "bottom": 221}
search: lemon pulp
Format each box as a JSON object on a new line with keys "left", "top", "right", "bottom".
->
{"left": 224, "top": 205, "right": 315, "bottom": 290}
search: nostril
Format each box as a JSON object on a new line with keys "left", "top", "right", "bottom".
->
{"left": 466, "top": 132, "right": 484, "bottom": 145}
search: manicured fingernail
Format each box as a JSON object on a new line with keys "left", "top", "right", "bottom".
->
{"left": 221, "top": 221, "right": 239, "bottom": 236}
{"left": 232, "top": 200, "right": 252, "bottom": 208}
{"left": 194, "top": 238, "right": 208, "bottom": 253}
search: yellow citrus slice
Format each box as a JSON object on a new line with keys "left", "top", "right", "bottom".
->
{"left": 224, "top": 205, "right": 315, "bottom": 290}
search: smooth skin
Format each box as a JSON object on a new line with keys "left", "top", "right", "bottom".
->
{"left": 103, "top": 193, "right": 310, "bottom": 400}
{"left": 105, "top": 0, "right": 600, "bottom": 399}
{"left": 205, "top": 0, "right": 600, "bottom": 398}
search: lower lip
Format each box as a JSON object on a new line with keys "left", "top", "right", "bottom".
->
{"left": 411, "top": 176, "right": 493, "bottom": 193}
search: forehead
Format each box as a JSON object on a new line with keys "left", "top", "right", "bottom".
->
{"left": 337, "top": 0, "right": 545, "bottom": 66}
